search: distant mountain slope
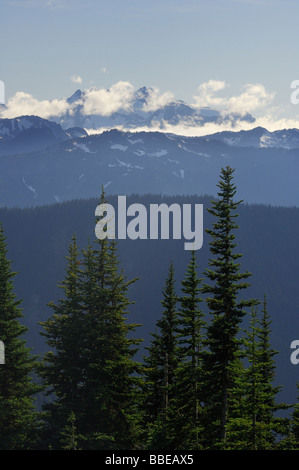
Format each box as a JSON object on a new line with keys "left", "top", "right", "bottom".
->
{"left": 207, "top": 126, "right": 299, "bottom": 149}
{"left": 0, "top": 115, "right": 87, "bottom": 156}
{"left": 1, "top": 126, "right": 299, "bottom": 208}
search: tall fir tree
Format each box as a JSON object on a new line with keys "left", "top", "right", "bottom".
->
{"left": 40, "top": 189, "right": 142, "bottom": 449}
{"left": 0, "top": 225, "right": 40, "bottom": 449}
{"left": 226, "top": 307, "right": 265, "bottom": 449}
{"left": 201, "top": 166, "right": 257, "bottom": 449}
{"left": 142, "top": 261, "right": 179, "bottom": 449}
{"left": 255, "top": 296, "right": 288, "bottom": 447}
{"left": 226, "top": 300, "right": 286, "bottom": 449}
{"left": 174, "top": 250, "right": 205, "bottom": 449}
{"left": 78, "top": 189, "right": 142, "bottom": 449}
{"left": 280, "top": 384, "right": 299, "bottom": 449}
{"left": 39, "top": 235, "right": 85, "bottom": 449}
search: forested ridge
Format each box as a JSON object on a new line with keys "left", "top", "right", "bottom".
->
{"left": 1, "top": 167, "right": 299, "bottom": 450}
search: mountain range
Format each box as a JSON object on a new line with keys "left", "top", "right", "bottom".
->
{"left": 1, "top": 85, "right": 299, "bottom": 209}
{"left": 0, "top": 115, "right": 87, "bottom": 157}
{"left": 0, "top": 113, "right": 299, "bottom": 208}
{"left": 54, "top": 86, "right": 256, "bottom": 131}
{"left": 1, "top": 89, "right": 299, "bottom": 408}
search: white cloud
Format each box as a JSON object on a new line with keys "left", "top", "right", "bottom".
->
{"left": 82, "top": 81, "right": 135, "bottom": 116}
{"left": 225, "top": 83, "right": 275, "bottom": 114}
{"left": 85, "top": 113, "right": 299, "bottom": 139}
{"left": 192, "top": 80, "right": 227, "bottom": 108}
{"left": 71, "top": 75, "right": 82, "bottom": 85}
{"left": 141, "top": 87, "right": 174, "bottom": 112}
{"left": 0, "top": 80, "right": 292, "bottom": 137}
{"left": 0, "top": 81, "right": 135, "bottom": 120}
{"left": 193, "top": 80, "right": 275, "bottom": 116}
{"left": 0, "top": 91, "right": 70, "bottom": 119}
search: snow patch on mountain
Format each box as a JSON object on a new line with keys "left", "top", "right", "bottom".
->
{"left": 224, "top": 137, "right": 241, "bottom": 146}
{"left": 178, "top": 144, "right": 210, "bottom": 157}
{"left": 16, "top": 117, "right": 33, "bottom": 131}
{"left": 22, "top": 177, "right": 38, "bottom": 198}
{"left": 149, "top": 149, "right": 168, "bottom": 157}
{"left": 73, "top": 142, "right": 95, "bottom": 153}
{"left": 117, "top": 158, "right": 144, "bottom": 170}
{"left": 111, "top": 144, "right": 128, "bottom": 151}
{"left": 127, "top": 138, "right": 144, "bottom": 145}
{"left": 134, "top": 149, "right": 146, "bottom": 156}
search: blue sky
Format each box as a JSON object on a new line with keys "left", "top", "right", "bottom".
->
{"left": 2, "top": 0, "right": 299, "bottom": 130}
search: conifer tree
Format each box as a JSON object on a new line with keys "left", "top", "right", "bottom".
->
{"left": 174, "top": 250, "right": 205, "bottom": 449}
{"left": 201, "top": 166, "right": 257, "bottom": 449}
{"left": 142, "top": 261, "right": 179, "bottom": 449}
{"left": 40, "top": 189, "right": 142, "bottom": 449}
{"left": 226, "top": 307, "right": 264, "bottom": 449}
{"left": 291, "top": 386, "right": 299, "bottom": 444}
{"left": 39, "top": 235, "right": 84, "bottom": 449}
{"left": 280, "top": 384, "right": 299, "bottom": 449}
{"left": 227, "top": 300, "right": 286, "bottom": 449}
{"left": 0, "top": 225, "right": 40, "bottom": 449}
{"left": 59, "top": 410, "right": 79, "bottom": 450}
{"left": 78, "top": 190, "right": 142, "bottom": 449}
{"left": 255, "top": 297, "right": 287, "bottom": 447}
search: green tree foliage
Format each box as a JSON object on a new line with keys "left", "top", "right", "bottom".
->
{"left": 201, "top": 166, "right": 258, "bottom": 449}
{"left": 39, "top": 190, "right": 142, "bottom": 450}
{"left": 0, "top": 225, "right": 40, "bottom": 449}
{"left": 39, "top": 235, "right": 85, "bottom": 448}
{"left": 142, "top": 252, "right": 205, "bottom": 450}
{"left": 79, "top": 237, "right": 142, "bottom": 449}
{"left": 256, "top": 297, "right": 288, "bottom": 445}
{"left": 0, "top": 170, "right": 296, "bottom": 450}
{"left": 280, "top": 384, "right": 299, "bottom": 449}
{"left": 227, "top": 300, "right": 287, "bottom": 449}
{"left": 59, "top": 410, "right": 79, "bottom": 450}
{"left": 228, "top": 308, "right": 265, "bottom": 449}
{"left": 142, "top": 261, "right": 179, "bottom": 449}
{"left": 174, "top": 250, "right": 205, "bottom": 449}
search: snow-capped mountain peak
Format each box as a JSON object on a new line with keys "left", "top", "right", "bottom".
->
{"left": 0, "top": 115, "right": 87, "bottom": 156}
{"left": 67, "top": 89, "right": 83, "bottom": 104}
{"left": 46, "top": 85, "right": 256, "bottom": 132}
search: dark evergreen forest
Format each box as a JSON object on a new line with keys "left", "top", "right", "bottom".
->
{"left": 1, "top": 167, "right": 299, "bottom": 450}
